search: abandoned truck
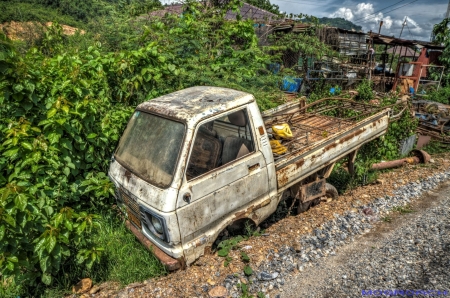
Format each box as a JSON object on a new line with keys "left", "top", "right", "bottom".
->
{"left": 108, "top": 86, "right": 390, "bottom": 270}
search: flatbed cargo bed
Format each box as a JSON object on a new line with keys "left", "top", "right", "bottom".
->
{"left": 262, "top": 98, "right": 391, "bottom": 191}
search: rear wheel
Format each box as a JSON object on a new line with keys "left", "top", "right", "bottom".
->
{"left": 297, "top": 200, "right": 311, "bottom": 213}
{"left": 325, "top": 183, "right": 338, "bottom": 200}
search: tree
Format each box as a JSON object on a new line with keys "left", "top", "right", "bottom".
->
{"left": 432, "top": 18, "right": 450, "bottom": 85}
{"left": 244, "top": 0, "right": 280, "bottom": 15}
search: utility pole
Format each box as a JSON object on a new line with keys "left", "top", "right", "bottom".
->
{"left": 378, "top": 20, "right": 384, "bottom": 34}
{"left": 399, "top": 17, "right": 407, "bottom": 38}
{"left": 446, "top": 0, "right": 450, "bottom": 19}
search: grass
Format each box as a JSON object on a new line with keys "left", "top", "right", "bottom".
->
{"left": 392, "top": 205, "right": 415, "bottom": 214}
{"left": 422, "top": 141, "right": 450, "bottom": 155}
{"left": 8, "top": 211, "right": 166, "bottom": 298}
{"left": 0, "top": 277, "right": 23, "bottom": 298}
{"left": 382, "top": 216, "right": 392, "bottom": 222}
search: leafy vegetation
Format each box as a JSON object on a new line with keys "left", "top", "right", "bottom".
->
{"left": 392, "top": 205, "right": 415, "bottom": 214}
{"left": 0, "top": 2, "right": 81, "bottom": 27}
{"left": 423, "top": 86, "right": 450, "bottom": 104}
{"left": 0, "top": 0, "right": 447, "bottom": 295}
{"left": 0, "top": 27, "right": 135, "bottom": 294}
{"left": 422, "top": 141, "right": 450, "bottom": 154}
{"left": 0, "top": 0, "right": 162, "bottom": 24}
{"left": 0, "top": 0, "right": 290, "bottom": 294}
{"left": 245, "top": 0, "right": 280, "bottom": 14}
{"left": 433, "top": 18, "right": 450, "bottom": 86}
{"left": 324, "top": 85, "right": 418, "bottom": 193}
{"left": 356, "top": 79, "right": 374, "bottom": 101}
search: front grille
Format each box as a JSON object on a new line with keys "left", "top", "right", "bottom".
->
{"left": 120, "top": 189, "right": 142, "bottom": 229}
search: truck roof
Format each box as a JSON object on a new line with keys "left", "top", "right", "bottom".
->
{"left": 137, "top": 86, "right": 255, "bottom": 124}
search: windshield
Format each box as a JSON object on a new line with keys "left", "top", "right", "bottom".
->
{"left": 115, "top": 111, "right": 185, "bottom": 188}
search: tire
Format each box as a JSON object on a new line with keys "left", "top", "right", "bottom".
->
{"left": 325, "top": 183, "right": 339, "bottom": 200}
{"left": 297, "top": 200, "right": 311, "bottom": 214}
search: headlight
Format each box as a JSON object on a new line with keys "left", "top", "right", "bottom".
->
{"left": 140, "top": 206, "right": 169, "bottom": 242}
{"left": 151, "top": 215, "right": 164, "bottom": 234}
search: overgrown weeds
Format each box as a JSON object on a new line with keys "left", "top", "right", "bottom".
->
{"left": 422, "top": 141, "right": 450, "bottom": 155}
{"left": 392, "top": 205, "right": 415, "bottom": 214}
{"left": 356, "top": 79, "right": 374, "bottom": 101}
{"left": 15, "top": 211, "right": 167, "bottom": 297}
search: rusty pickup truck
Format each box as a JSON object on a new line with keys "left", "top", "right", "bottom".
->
{"left": 108, "top": 86, "right": 390, "bottom": 270}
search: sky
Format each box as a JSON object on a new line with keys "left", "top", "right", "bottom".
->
{"left": 270, "top": 0, "right": 449, "bottom": 41}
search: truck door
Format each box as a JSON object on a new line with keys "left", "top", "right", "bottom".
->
{"left": 176, "top": 107, "right": 269, "bottom": 248}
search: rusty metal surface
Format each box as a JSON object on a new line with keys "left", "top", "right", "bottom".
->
{"left": 299, "top": 179, "right": 326, "bottom": 203}
{"left": 263, "top": 98, "right": 390, "bottom": 190}
{"left": 411, "top": 149, "right": 431, "bottom": 163}
{"left": 137, "top": 86, "right": 255, "bottom": 125}
{"left": 413, "top": 99, "right": 450, "bottom": 144}
{"left": 371, "top": 149, "right": 430, "bottom": 170}
{"left": 371, "top": 156, "right": 420, "bottom": 170}
{"left": 125, "top": 220, "right": 182, "bottom": 271}
{"left": 120, "top": 189, "right": 142, "bottom": 229}
{"left": 417, "top": 134, "right": 432, "bottom": 149}
{"left": 111, "top": 90, "right": 391, "bottom": 269}
{"left": 264, "top": 99, "right": 385, "bottom": 162}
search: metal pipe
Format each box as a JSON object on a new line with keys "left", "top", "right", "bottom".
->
{"left": 371, "top": 149, "right": 430, "bottom": 170}
{"left": 371, "top": 156, "right": 420, "bottom": 170}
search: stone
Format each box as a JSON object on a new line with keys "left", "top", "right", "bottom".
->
{"left": 259, "top": 271, "right": 279, "bottom": 281}
{"left": 208, "top": 286, "right": 228, "bottom": 298}
{"left": 72, "top": 278, "right": 92, "bottom": 294}
{"left": 376, "top": 179, "right": 385, "bottom": 185}
{"left": 362, "top": 208, "right": 374, "bottom": 216}
{"left": 293, "top": 243, "right": 302, "bottom": 253}
{"left": 207, "top": 279, "right": 216, "bottom": 286}
{"left": 89, "top": 286, "right": 101, "bottom": 295}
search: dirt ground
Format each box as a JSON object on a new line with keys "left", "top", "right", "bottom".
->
{"left": 79, "top": 153, "right": 450, "bottom": 298}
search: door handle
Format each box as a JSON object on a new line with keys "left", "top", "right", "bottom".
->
{"left": 248, "top": 163, "right": 260, "bottom": 172}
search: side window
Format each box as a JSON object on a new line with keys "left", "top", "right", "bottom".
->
{"left": 186, "top": 109, "right": 255, "bottom": 180}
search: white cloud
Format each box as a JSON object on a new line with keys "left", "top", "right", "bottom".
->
{"left": 354, "top": 3, "right": 374, "bottom": 19}
{"left": 328, "top": 2, "right": 426, "bottom": 39}
{"left": 330, "top": 8, "right": 354, "bottom": 20}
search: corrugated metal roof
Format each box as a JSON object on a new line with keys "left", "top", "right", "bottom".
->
{"left": 386, "top": 46, "right": 417, "bottom": 57}
{"left": 371, "top": 33, "right": 444, "bottom": 50}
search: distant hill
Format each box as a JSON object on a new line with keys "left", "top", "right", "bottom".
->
{"left": 318, "top": 17, "right": 362, "bottom": 31}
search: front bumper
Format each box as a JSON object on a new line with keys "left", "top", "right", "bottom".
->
{"left": 125, "top": 220, "right": 184, "bottom": 271}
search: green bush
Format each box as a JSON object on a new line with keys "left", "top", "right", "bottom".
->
{"left": 0, "top": 29, "right": 134, "bottom": 290}
{"left": 0, "top": 1, "right": 81, "bottom": 26}
{"left": 356, "top": 79, "right": 374, "bottom": 101}
{"left": 0, "top": 2, "right": 286, "bottom": 291}
{"left": 424, "top": 86, "right": 450, "bottom": 104}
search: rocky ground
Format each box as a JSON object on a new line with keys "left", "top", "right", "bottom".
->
{"left": 280, "top": 180, "right": 450, "bottom": 298}
{"left": 81, "top": 153, "right": 450, "bottom": 298}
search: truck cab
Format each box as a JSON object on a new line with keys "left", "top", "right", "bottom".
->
{"left": 108, "top": 86, "right": 278, "bottom": 269}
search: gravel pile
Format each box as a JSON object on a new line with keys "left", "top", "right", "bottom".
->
{"left": 222, "top": 171, "right": 450, "bottom": 297}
